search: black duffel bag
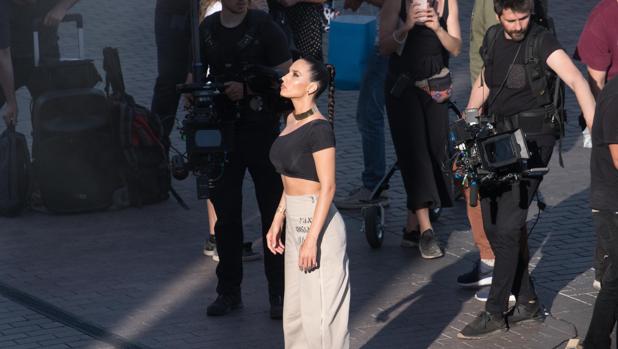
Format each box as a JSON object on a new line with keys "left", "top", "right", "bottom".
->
{"left": 28, "top": 59, "right": 101, "bottom": 100}
{"left": 27, "top": 14, "right": 101, "bottom": 100}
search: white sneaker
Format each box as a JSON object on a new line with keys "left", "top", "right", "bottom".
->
{"left": 583, "top": 128, "right": 592, "bottom": 149}
{"left": 474, "top": 287, "right": 516, "bottom": 303}
{"left": 593, "top": 279, "right": 602, "bottom": 291}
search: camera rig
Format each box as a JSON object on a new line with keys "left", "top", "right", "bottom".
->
{"left": 449, "top": 114, "right": 549, "bottom": 207}
{"left": 171, "top": 0, "right": 290, "bottom": 199}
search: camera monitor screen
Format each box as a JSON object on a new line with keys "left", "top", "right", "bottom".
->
{"left": 194, "top": 129, "right": 223, "bottom": 148}
{"left": 480, "top": 129, "right": 529, "bottom": 171}
{"left": 484, "top": 135, "right": 515, "bottom": 163}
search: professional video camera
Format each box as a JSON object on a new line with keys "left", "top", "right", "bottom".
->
{"left": 172, "top": 79, "right": 234, "bottom": 199}
{"left": 450, "top": 110, "right": 549, "bottom": 207}
{"left": 171, "top": 1, "right": 290, "bottom": 200}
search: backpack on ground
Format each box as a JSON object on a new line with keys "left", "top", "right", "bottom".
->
{"left": 0, "top": 126, "right": 31, "bottom": 217}
{"left": 103, "top": 47, "right": 171, "bottom": 207}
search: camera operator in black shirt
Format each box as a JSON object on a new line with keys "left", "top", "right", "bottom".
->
{"left": 457, "top": 0, "right": 596, "bottom": 339}
{"left": 199, "top": 0, "right": 292, "bottom": 318}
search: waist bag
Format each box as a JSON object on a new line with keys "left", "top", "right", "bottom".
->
{"left": 414, "top": 67, "right": 453, "bottom": 103}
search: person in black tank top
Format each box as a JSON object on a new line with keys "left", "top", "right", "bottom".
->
{"left": 379, "top": 0, "right": 461, "bottom": 259}
{"left": 267, "top": 57, "right": 351, "bottom": 348}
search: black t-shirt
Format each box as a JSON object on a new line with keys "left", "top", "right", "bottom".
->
{"left": 483, "top": 23, "right": 562, "bottom": 117}
{"left": 590, "top": 77, "right": 618, "bottom": 212}
{"left": 0, "top": 0, "right": 10, "bottom": 50}
{"left": 10, "top": 0, "right": 60, "bottom": 62}
{"left": 269, "top": 119, "right": 335, "bottom": 182}
{"left": 200, "top": 10, "right": 291, "bottom": 79}
{"left": 155, "top": 0, "right": 191, "bottom": 15}
{"left": 200, "top": 10, "right": 291, "bottom": 125}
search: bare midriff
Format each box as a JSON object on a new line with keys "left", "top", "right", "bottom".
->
{"left": 281, "top": 176, "right": 321, "bottom": 196}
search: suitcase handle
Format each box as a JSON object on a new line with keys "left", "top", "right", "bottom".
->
{"left": 33, "top": 13, "right": 85, "bottom": 67}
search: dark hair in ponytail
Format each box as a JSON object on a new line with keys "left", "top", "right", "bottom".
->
{"left": 302, "top": 56, "right": 336, "bottom": 126}
{"left": 325, "top": 64, "right": 335, "bottom": 126}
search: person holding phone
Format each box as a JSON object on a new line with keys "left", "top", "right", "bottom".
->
{"left": 379, "top": 0, "right": 461, "bottom": 259}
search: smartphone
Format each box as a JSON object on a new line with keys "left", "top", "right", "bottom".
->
{"left": 413, "top": 0, "right": 428, "bottom": 22}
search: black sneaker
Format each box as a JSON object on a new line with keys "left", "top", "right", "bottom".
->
{"left": 207, "top": 293, "right": 243, "bottom": 316}
{"left": 457, "top": 311, "right": 507, "bottom": 339}
{"left": 242, "top": 242, "right": 261, "bottom": 262}
{"left": 400, "top": 228, "right": 420, "bottom": 248}
{"left": 418, "top": 229, "right": 443, "bottom": 259}
{"left": 203, "top": 235, "right": 216, "bottom": 256}
{"left": 269, "top": 294, "right": 283, "bottom": 320}
{"left": 507, "top": 302, "right": 545, "bottom": 325}
{"left": 457, "top": 261, "right": 493, "bottom": 288}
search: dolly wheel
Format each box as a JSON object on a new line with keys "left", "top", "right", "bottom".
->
{"left": 362, "top": 205, "right": 384, "bottom": 249}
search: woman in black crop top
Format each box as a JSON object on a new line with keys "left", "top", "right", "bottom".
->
{"left": 267, "top": 56, "right": 350, "bottom": 348}
{"left": 378, "top": 0, "right": 461, "bottom": 259}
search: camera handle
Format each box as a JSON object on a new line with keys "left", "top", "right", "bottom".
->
{"left": 523, "top": 167, "right": 549, "bottom": 178}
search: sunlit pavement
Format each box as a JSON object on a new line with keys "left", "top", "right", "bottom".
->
{"left": 0, "top": 1, "right": 601, "bottom": 348}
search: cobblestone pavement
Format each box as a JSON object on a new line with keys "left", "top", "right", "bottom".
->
{"left": 0, "top": 0, "right": 603, "bottom": 348}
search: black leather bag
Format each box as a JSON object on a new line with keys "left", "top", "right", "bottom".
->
{"left": 0, "top": 126, "right": 31, "bottom": 217}
{"left": 28, "top": 59, "right": 101, "bottom": 99}
{"left": 27, "top": 14, "right": 101, "bottom": 99}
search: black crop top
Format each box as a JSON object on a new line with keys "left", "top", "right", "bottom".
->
{"left": 269, "top": 119, "right": 335, "bottom": 182}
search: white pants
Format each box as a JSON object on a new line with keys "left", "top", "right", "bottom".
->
{"left": 283, "top": 194, "right": 350, "bottom": 349}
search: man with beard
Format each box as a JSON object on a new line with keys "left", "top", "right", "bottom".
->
{"left": 457, "top": 0, "right": 596, "bottom": 339}
{"left": 199, "top": 0, "right": 292, "bottom": 318}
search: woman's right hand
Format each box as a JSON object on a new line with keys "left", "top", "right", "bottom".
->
{"left": 403, "top": 2, "right": 424, "bottom": 31}
{"left": 267, "top": 219, "right": 285, "bottom": 255}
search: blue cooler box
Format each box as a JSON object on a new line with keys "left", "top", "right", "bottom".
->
{"left": 328, "top": 15, "right": 376, "bottom": 90}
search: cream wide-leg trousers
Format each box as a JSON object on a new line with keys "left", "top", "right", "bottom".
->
{"left": 283, "top": 194, "right": 350, "bottom": 349}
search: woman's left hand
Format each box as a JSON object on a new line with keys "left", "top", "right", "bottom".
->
{"left": 423, "top": 6, "right": 440, "bottom": 32}
{"left": 298, "top": 237, "right": 318, "bottom": 272}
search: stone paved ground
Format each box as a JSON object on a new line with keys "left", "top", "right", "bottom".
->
{"left": 0, "top": 0, "right": 604, "bottom": 348}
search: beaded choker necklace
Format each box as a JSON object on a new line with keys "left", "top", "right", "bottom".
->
{"left": 293, "top": 106, "right": 318, "bottom": 121}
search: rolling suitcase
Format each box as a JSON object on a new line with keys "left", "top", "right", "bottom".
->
{"left": 31, "top": 14, "right": 120, "bottom": 213}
